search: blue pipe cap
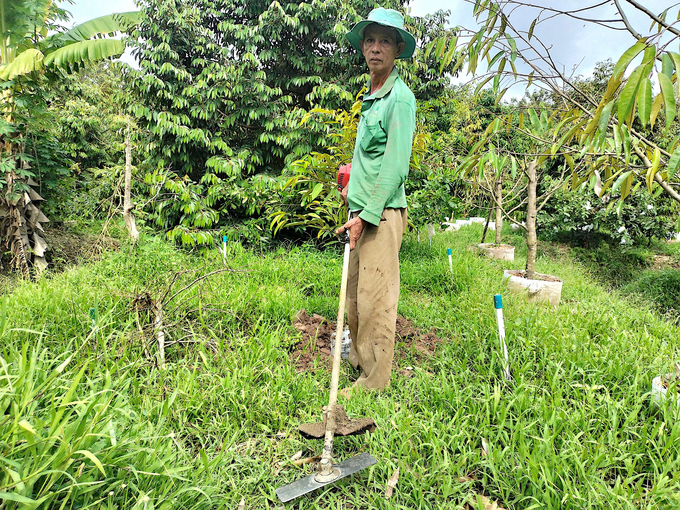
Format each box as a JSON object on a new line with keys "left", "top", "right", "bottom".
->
{"left": 223, "top": 235, "right": 227, "bottom": 243}
{"left": 447, "top": 248, "right": 452, "bottom": 256}
{"left": 494, "top": 294, "right": 503, "bottom": 309}
{"left": 89, "top": 307, "right": 95, "bottom": 319}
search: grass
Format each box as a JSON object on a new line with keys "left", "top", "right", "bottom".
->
{"left": 1, "top": 225, "right": 680, "bottom": 509}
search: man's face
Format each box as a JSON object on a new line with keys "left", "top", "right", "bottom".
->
{"left": 360, "top": 24, "right": 405, "bottom": 75}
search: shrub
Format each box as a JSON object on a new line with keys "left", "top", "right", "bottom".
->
{"left": 538, "top": 177, "right": 677, "bottom": 246}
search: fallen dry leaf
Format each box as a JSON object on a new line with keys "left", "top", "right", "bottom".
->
{"left": 290, "top": 451, "right": 303, "bottom": 462}
{"left": 292, "top": 455, "right": 321, "bottom": 467}
{"left": 571, "top": 383, "right": 606, "bottom": 391}
{"left": 237, "top": 497, "right": 245, "bottom": 510}
{"left": 456, "top": 475, "right": 475, "bottom": 483}
{"left": 385, "top": 467, "right": 399, "bottom": 500}
{"left": 481, "top": 438, "right": 490, "bottom": 457}
{"left": 465, "top": 493, "right": 506, "bottom": 510}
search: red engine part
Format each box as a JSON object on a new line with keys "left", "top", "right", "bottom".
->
{"left": 337, "top": 163, "right": 351, "bottom": 191}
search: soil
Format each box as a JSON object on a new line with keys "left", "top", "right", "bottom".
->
{"left": 506, "top": 269, "right": 562, "bottom": 283}
{"left": 290, "top": 309, "right": 445, "bottom": 374}
{"left": 478, "top": 243, "right": 513, "bottom": 249}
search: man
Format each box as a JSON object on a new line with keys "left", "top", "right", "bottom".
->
{"left": 337, "top": 8, "right": 416, "bottom": 396}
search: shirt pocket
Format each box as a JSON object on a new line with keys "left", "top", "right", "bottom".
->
{"left": 360, "top": 121, "right": 387, "bottom": 155}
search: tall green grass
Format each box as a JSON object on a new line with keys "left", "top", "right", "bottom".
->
{"left": 1, "top": 228, "right": 679, "bottom": 509}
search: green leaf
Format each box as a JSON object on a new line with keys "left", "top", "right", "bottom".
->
{"left": 637, "top": 77, "right": 652, "bottom": 126}
{"left": 0, "top": 48, "right": 44, "bottom": 80}
{"left": 528, "top": 108, "right": 540, "bottom": 132}
{"left": 49, "top": 11, "right": 140, "bottom": 43}
{"left": 0, "top": 493, "right": 37, "bottom": 504}
{"left": 44, "top": 39, "right": 126, "bottom": 67}
{"left": 662, "top": 53, "right": 674, "bottom": 78}
{"left": 659, "top": 73, "right": 676, "bottom": 129}
{"left": 668, "top": 51, "right": 680, "bottom": 94}
{"left": 528, "top": 18, "right": 537, "bottom": 40}
{"left": 310, "top": 182, "right": 323, "bottom": 200}
{"left": 488, "top": 50, "right": 504, "bottom": 68}
{"left": 494, "top": 87, "right": 509, "bottom": 106}
{"left": 598, "top": 101, "right": 614, "bottom": 135}
{"left": 612, "top": 40, "right": 647, "bottom": 79}
{"left": 668, "top": 148, "right": 680, "bottom": 181}
{"left": 617, "top": 63, "right": 646, "bottom": 125}
{"left": 75, "top": 450, "right": 107, "bottom": 477}
{"left": 612, "top": 170, "right": 632, "bottom": 194}
{"left": 505, "top": 35, "right": 517, "bottom": 62}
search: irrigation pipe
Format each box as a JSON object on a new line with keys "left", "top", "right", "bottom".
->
{"left": 494, "top": 294, "right": 512, "bottom": 382}
{"left": 447, "top": 248, "right": 453, "bottom": 274}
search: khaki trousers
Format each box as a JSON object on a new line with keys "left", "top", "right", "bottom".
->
{"left": 347, "top": 208, "right": 407, "bottom": 390}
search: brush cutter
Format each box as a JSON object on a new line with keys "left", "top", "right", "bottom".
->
{"left": 276, "top": 230, "right": 377, "bottom": 503}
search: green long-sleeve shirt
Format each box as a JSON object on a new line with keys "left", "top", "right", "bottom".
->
{"left": 347, "top": 67, "right": 416, "bottom": 226}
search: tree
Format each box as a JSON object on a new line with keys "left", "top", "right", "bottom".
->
{"left": 128, "top": 0, "right": 458, "bottom": 246}
{"left": 0, "top": 2, "right": 139, "bottom": 272}
{"left": 463, "top": 107, "right": 571, "bottom": 279}
{"left": 431, "top": 0, "right": 680, "bottom": 212}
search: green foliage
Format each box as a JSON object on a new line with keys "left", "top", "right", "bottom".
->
{"left": 0, "top": 7, "right": 139, "bottom": 79}
{"left": 0, "top": 3, "right": 139, "bottom": 271}
{"left": 270, "top": 97, "right": 430, "bottom": 241}
{"left": 538, "top": 177, "right": 678, "bottom": 246}
{"left": 429, "top": 1, "right": 680, "bottom": 208}
{"left": 129, "top": 0, "right": 457, "bottom": 246}
{"left": 37, "top": 63, "right": 148, "bottom": 222}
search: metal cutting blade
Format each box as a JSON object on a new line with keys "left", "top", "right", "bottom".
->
{"left": 275, "top": 453, "right": 377, "bottom": 503}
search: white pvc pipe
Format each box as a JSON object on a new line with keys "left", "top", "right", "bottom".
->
{"left": 447, "top": 248, "right": 453, "bottom": 274}
{"left": 222, "top": 235, "right": 227, "bottom": 263}
{"left": 494, "top": 295, "right": 512, "bottom": 381}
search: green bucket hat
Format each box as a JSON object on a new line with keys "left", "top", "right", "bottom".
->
{"left": 345, "top": 8, "right": 416, "bottom": 60}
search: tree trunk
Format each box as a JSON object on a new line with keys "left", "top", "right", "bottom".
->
{"left": 123, "top": 132, "right": 139, "bottom": 242}
{"left": 495, "top": 179, "right": 503, "bottom": 245}
{"left": 525, "top": 160, "right": 538, "bottom": 280}
{"left": 480, "top": 196, "right": 494, "bottom": 244}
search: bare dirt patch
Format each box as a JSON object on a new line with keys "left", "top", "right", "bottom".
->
{"left": 652, "top": 255, "right": 680, "bottom": 271}
{"left": 290, "top": 309, "right": 446, "bottom": 374}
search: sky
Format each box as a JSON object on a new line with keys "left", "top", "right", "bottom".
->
{"left": 65, "top": 0, "right": 676, "bottom": 97}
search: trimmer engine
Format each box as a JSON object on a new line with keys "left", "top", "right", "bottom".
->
{"left": 337, "top": 163, "right": 351, "bottom": 191}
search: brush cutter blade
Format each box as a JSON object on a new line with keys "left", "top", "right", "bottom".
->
{"left": 298, "top": 405, "right": 377, "bottom": 439}
{"left": 275, "top": 453, "right": 377, "bottom": 502}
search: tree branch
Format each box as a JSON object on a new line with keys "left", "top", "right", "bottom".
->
{"left": 624, "top": 0, "right": 680, "bottom": 37}
{"left": 633, "top": 145, "right": 680, "bottom": 203}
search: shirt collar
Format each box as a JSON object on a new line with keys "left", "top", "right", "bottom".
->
{"left": 364, "top": 67, "right": 399, "bottom": 100}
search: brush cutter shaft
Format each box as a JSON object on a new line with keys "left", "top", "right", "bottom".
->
{"left": 317, "top": 241, "right": 351, "bottom": 475}
{"left": 330, "top": 242, "right": 350, "bottom": 405}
